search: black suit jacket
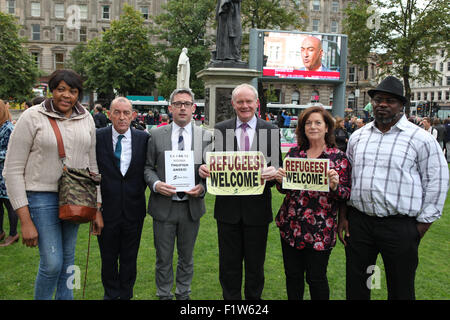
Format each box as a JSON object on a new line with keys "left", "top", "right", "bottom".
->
{"left": 96, "top": 126, "right": 149, "bottom": 222}
{"left": 213, "top": 117, "right": 281, "bottom": 226}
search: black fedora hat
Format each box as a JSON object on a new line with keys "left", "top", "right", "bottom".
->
{"left": 368, "top": 76, "right": 407, "bottom": 104}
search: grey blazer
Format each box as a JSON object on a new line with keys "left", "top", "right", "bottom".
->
{"left": 144, "top": 123, "right": 213, "bottom": 221}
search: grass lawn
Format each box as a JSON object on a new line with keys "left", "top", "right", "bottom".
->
{"left": 1, "top": 183, "right": 449, "bottom": 300}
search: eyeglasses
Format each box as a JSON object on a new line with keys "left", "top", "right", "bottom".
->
{"left": 372, "top": 97, "right": 400, "bottom": 105}
{"left": 172, "top": 101, "right": 194, "bottom": 108}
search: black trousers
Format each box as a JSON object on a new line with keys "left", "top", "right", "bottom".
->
{"left": 345, "top": 207, "right": 420, "bottom": 300}
{"left": 97, "top": 216, "right": 144, "bottom": 300}
{"left": 217, "top": 221, "right": 269, "bottom": 300}
{"left": 0, "top": 198, "right": 18, "bottom": 236}
{"left": 280, "top": 237, "right": 331, "bottom": 300}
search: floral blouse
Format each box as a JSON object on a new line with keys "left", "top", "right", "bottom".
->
{"left": 275, "top": 146, "right": 351, "bottom": 251}
{"left": 0, "top": 120, "right": 14, "bottom": 199}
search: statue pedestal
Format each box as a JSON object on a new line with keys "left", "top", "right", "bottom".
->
{"left": 196, "top": 67, "right": 262, "bottom": 128}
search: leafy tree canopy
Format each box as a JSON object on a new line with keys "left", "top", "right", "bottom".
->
{"left": 0, "top": 12, "right": 40, "bottom": 102}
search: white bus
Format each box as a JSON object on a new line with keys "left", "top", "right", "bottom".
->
{"left": 266, "top": 103, "right": 332, "bottom": 127}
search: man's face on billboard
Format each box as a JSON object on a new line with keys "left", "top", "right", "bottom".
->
{"left": 301, "top": 36, "right": 323, "bottom": 71}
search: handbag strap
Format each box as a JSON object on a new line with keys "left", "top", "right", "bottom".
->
{"left": 48, "top": 117, "right": 66, "bottom": 160}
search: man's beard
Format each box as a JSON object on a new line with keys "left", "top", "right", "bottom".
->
{"left": 374, "top": 112, "right": 402, "bottom": 125}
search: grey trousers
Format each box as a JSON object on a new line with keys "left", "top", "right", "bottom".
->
{"left": 153, "top": 201, "right": 200, "bottom": 300}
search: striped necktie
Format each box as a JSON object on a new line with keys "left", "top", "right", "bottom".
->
{"left": 178, "top": 127, "right": 184, "bottom": 151}
{"left": 114, "top": 134, "right": 124, "bottom": 168}
{"left": 177, "top": 127, "right": 186, "bottom": 199}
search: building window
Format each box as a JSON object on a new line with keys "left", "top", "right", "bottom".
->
{"left": 448, "top": 62, "right": 450, "bottom": 72}
{"left": 446, "top": 91, "right": 449, "bottom": 100}
{"left": 431, "top": 92, "right": 435, "bottom": 101}
{"left": 312, "top": 0, "right": 320, "bottom": 11}
{"left": 79, "top": 26, "right": 87, "bottom": 42}
{"left": 312, "top": 19, "right": 320, "bottom": 32}
{"left": 349, "top": 67, "right": 355, "bottom": 82}
{"left": 140, "top": 7, "right": 149, "bottom": 20}
{"left": 31, "top": 2, "right": 41, "bottom": 17}
{"left": 332, "top": 1, "right": 339, "bottom": 12}
{"left": 311, "top": 90, "right": 320, "bottom": 102}
{"left": 7, "top": 0, "right": 16, "bottom": 14}
{"left": 291, "top": 91, "right": 300, "bottom": 104}
{"left": 348, "top": 92, "right": 355, "bottom": 109}
{"left": 79, "top": 5, "right": 88, "bottom": 20}
{"left": 55, "top": 3, "right": 64, "bottom": 18}
{"left": 417, "top": 92, "right": 421, "bottom": 100}
{"left": 440, "top": 62, "right": 444, "bottom": 72}
{"left": 438, "top": 91, "right": 442, "bottom": 101}
{"left": 102, "top": 5, "right": 110, "bottom": 20}
{"left": 31, "top": 52, "right": 40, "bottom": 67}
{"left": 55, "top": 53, "right": 64, "bottom": 70}
{"left": 447, "top": 76, "right": 450, "bottom": 86}
{"left": 55, "top": 26, "right": 64, "bottom": 41}
{"left": 331, "top": 21, "right": 338, "bottom": 33}
{"left": 32, "top": 24, "right": 40, "bottom": 40}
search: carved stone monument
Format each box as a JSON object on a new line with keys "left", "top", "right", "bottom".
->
{"left": 177, "top": 47, "right": 190, "bottom": 89}
{"left": 210, "top": 0, "right": 247, "bottom": 69}
{"left": 197, "top": 0, "right": 260, "bottom": 128}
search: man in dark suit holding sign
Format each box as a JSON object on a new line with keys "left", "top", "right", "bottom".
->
{"left": 144, "top": 88, "right": 212, "bottom": 300}
{"left": 93, "top": 97, "right": 149, "bottom": 300}
{"left": 199, "top": 83, "right": 281, "bottom": 300}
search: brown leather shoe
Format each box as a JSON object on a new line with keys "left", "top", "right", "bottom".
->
{"left": 0, "top": 234, "right": 19, "bottom": 247}
{"left": 0, "top": 231, "right": 5, "bottom": 241}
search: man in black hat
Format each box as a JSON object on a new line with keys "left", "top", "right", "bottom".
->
{"left": 339, "top": 76, "right": 449, "bottom": 300}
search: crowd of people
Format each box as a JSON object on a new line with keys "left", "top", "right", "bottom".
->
{"left": 0, "top": 71, "right": 448, "bottom": 301}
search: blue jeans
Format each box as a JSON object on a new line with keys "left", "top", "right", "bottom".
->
{"left": 27, "top": 192, "right": 79, "bottom": 300}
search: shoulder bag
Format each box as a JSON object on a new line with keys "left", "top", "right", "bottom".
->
{"left": 48, "top": 117, "right": 101, "bottom": 223}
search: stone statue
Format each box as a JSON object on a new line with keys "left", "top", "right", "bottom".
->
{"left": 177, "top": 47, "right": 190, "bottom": 89}
{"left": 214, "top": 0, "right": 242, "bottom": 62}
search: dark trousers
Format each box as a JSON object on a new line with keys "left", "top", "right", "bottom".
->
{"left": 97, "top": 216, "right": 144, "bottom": 300}
{"left": 345, "top": 207, "right": 419, "bottom": 300}
{"left": 0, "top": 198, "right": 18, "bottom": 236}
{"left": 280, "top": 237, "right": 331, "bottom": 300}
{"left": 217, "top": 221, "right": 269, "bottom": 300}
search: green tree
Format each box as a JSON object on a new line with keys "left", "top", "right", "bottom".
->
{"left": 0, "top": 12, "right": 40, "bottom": 102}
{"left": 343, "top": 0, "right": 450, "bottom": 114}
{"left": 152, "top": 0, "right": 216, "bottom": 99}
{"left": 80, "top": 4, "right": 157, "bottom": 100}
{"left": 241, "top": 0, "right": 306, "bottom": 30}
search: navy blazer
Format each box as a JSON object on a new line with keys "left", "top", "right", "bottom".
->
{"left": 96, "top": 126, "right": 149, "bottom": 222}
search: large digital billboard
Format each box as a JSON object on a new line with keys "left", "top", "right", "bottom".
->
{"left": 262, "top": 31, "right": 343, "bottom": 80}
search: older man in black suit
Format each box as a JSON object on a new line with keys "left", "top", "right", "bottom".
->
{"left": 200, "top": 83, "right": 281, "bottom": 300}
{"left": 93, "top": 97, "right": 149, "bottom": 300}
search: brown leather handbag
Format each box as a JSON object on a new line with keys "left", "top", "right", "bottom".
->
{"left": 48, "top": 117, "right": 101, "bottom": 223}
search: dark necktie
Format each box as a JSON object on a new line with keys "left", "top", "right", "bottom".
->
{"left": 240, "top": 123, "right": 250, "bottom": 151}
{"left": 114, "top": 134, "right": 124, "bottom": 168}
{"left": 177, "top": 128, "right": 186, "bottom": 199}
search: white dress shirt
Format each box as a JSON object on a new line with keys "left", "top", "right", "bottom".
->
{"left": 347, "top": 115, "right": 449, "bottom": 223}
{"left": 172, "top": 122, "right": 192, "bottom": 151}
{"left": 152, "top": 123, "right": 192, "bottom": 201}
{"left": 236, "top": 115, "right": 257, "bottom": 151}
{"left": 112, "top": 126, "right": 132, "bottom": 176}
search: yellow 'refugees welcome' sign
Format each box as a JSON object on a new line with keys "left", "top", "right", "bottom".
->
{"left": 282, "top": 157, "right": 330, "bottom": 192}
{"left": 206, "top": 151, "right": 266, "bottom": 195}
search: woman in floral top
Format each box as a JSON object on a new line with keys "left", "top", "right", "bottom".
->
{"left": 275, "top": 106, "right": 351, "bottom": 300}
{"left": 0, "top": 100, "right": 18, "bottom": 247}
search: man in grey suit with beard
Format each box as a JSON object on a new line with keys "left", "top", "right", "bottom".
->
{"left": 144, "top": 88, "right": 212, "bottom": 300}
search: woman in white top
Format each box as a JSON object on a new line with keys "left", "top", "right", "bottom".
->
{"left": 3, "top": 69, "right": 98, "bottom": 300}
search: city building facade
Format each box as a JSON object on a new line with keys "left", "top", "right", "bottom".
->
{"left": 8, "top": 0, "right": 443, "bottom": 117}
